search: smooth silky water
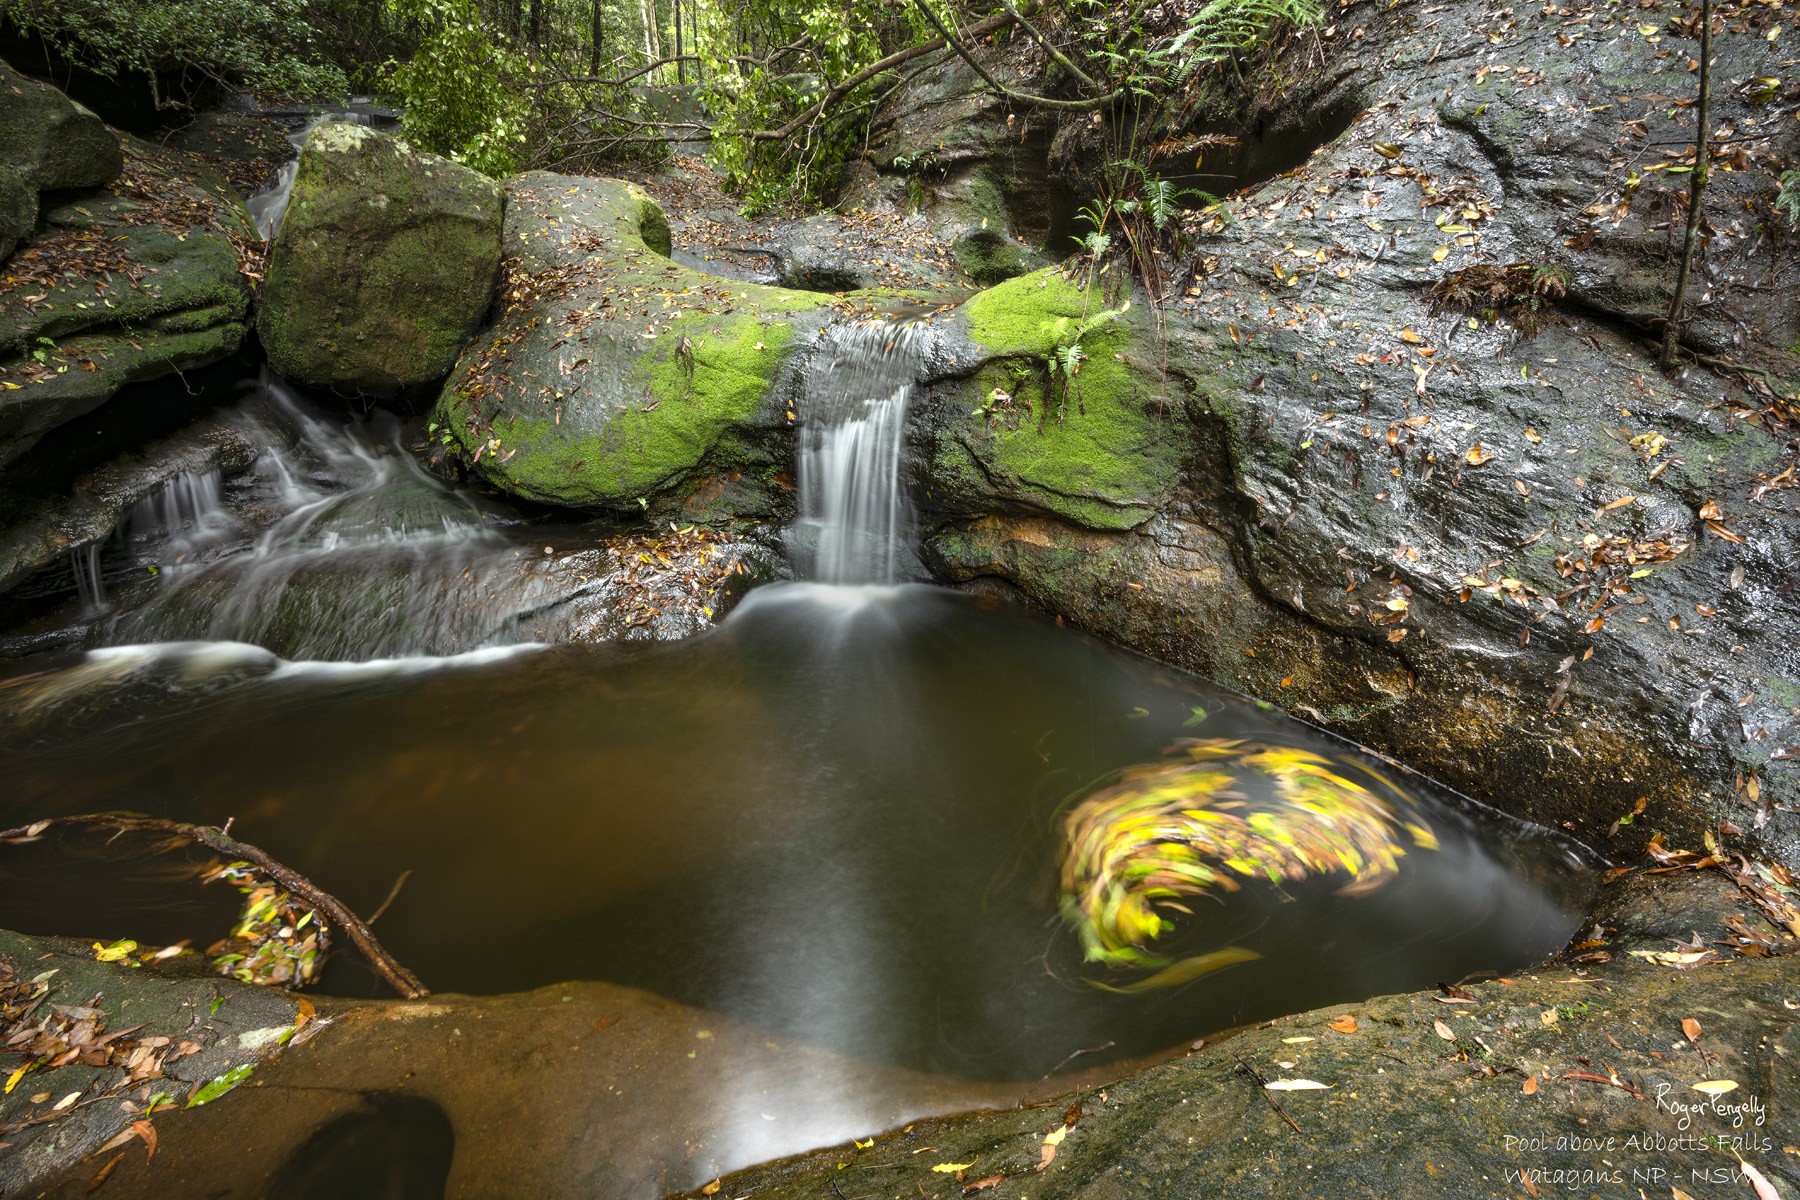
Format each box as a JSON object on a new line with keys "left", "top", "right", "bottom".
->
{"left": 0, "top": 323, "right": 1597, "bottom": 1183}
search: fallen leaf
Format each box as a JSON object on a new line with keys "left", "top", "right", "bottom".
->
{"left": 933, "top": 1162, "right": 977, "bottom": 1174}
{"left": 701, "top": 1180, "right": 721, "bottom": 1196}
{"left": 963, "top": 1177, "right": 1006, "bottom": 1194}
{"left": 1692, "top": 1080, "right": 1739, "bottom": 1095}
{"left": 1737, "top": 1158, "right": 1781, "bottom": 1200}
{"left": 1327, "top": 1015, "right": 1358, "bottom": 1034}
{"left": 1281, "top": 1036, "right": 1316, "bottom": 1044}
{"left": 1522, "top": 1075, "right": 1539, "bottom": 1095}
{"left": 1264, "top": 1079, "right": 1333, "bottom": 1091}
{"left": 1682, "top": 1017, "right": 1702, "bottom": 1043}
{"left": 1399, "top": 328, "right": 1424, "bottom": 343}
{"left": 1433, "top": 1020, "right": 1457, "bottom": 1041}
{"left": 1463, "top": 444, "right": 1494, "bottom": 466}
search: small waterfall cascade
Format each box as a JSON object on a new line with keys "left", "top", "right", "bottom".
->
{"left": 248, "top": 111, "right": 373, "bottom": 240}
{"left": 70, "top": 542, "right": 106, "bottom": 613}
{"left": 793, "top": 319, "right": 936, "bottom": 585}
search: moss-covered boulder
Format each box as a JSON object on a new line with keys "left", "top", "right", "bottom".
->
{"left": 0, "top": 140, "right": 255, "bottom": 470}
{"left": 0, "top": 60, "right": 124, "bottom": 264}
{"left": 433, "top": 173, "right": 855, "bottom": 515}
{"left": 257, "top": 122, "right": 503, "bottom": 396}
{"left": 0, "top": 58, "right": 122, "bottom": 197}
{"left": 0, "top": 165, "right": 32, "bottom": 264}
{"left": 921, "top": 268, "right": 1177, "bottom": 530}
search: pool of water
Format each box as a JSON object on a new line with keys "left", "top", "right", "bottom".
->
{"left": 0, "top": 581, "right": 1593, "bottom": 1084}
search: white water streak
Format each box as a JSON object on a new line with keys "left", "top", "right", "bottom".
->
{"left": 796, "top": 320, "right": 934, "bottom": 585}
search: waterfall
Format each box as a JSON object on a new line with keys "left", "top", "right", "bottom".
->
{"left": 793, "top": 320, "right": 935, "bottom": 585}
{"left": 248, "top": 111, "right": 372, "bottom": 240}
{"left": 70, "top": 542, "right": 106, "bottom": 613}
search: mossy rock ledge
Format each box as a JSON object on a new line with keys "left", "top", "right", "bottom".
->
{"left": 433, "top": 173, "right": 857, "bottom": 516}
{"left": 257, "top": 122, "right": 504, "bottom": 397}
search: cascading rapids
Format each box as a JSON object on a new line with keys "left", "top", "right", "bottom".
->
{"left": 791, "top": 320, "right": 936, "bottom": 585}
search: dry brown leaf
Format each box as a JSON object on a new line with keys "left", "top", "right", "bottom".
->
{"left": 963, "top": 1176, "right": 1006, "bottom": 1194}
{"left": 1327, "top": 1014, "right": 1358, "bottom": 1034}
{"left": 1521, "top": 1075, "right": 1538, "bottom": 1095}
{"left": 1433, "top": 1019, "right": 1457, "bottom": 1041}
{"left": 1681, "top": 1017, "right": 1702, "bottom": 1043}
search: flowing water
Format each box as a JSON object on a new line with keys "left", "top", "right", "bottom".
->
{"left": 248, "top": 111, "right": 374, "bottom": 240}
{"left": 0, "top": 584, "right": 1592, "bottom": 1082}
{"left": 790, "top": 319, "right": 936, "bottom": 584}
{"left": 0, "top": 327, "right": 1599, "bottom": 1188}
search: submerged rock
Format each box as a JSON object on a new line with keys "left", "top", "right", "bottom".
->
{"left": 0, "top": 140, "right": 255, "bottom": 470}
{"left": 256, "top": 122, "right": 504, "bottom": 396}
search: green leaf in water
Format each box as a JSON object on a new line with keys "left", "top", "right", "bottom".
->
{"left": 1183, "top": 706, "right": 1210, "bottom": 728}
{"left": 1088, "top": 946, "right": 1262, "bottom": 993}
{"left": 187, "top": 1063, "right": 254, "bottom": 1107}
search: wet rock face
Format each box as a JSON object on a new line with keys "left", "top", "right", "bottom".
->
{"left": 256, "top": 122, "right": 504, "bottom": 396}
{"left": 913, "top": 0, "right": 1799, "bottom": 860}
{"left": 0, "top": 139, "right": 256, "bottom": 471}
{"left": 0, "top": 59, "right": 123, "bottom": 262}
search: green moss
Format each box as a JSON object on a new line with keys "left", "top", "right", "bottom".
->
{"left": 956, "top": 268, "right": 1178, "bottom": 529}
{"left": 461, "top": 314, "right": 798, "bottom": 506}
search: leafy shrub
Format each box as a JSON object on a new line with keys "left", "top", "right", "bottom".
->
{"left": 0, "top": 0, "right": 348, "bottom": 104}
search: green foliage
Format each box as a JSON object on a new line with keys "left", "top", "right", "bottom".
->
{"left": 384, "top": 0, "right": 534, "bottom": 176}
{"left": 1777, "top": 170, "right": 1800, "bottom": 229}
{"left": 1059, "top": 738, "right": 1440, "bottom": 970}
{"left": 1166, "top": 0, "right": 1325, "bottom": 77}
{"left": 697, "top": 0, "right": 897, "bottom": 213}
{"left": 0, "top": 0, "right": 349, "bottom": 103}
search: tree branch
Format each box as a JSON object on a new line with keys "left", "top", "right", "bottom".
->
{"left": 998, "top": 0, "right": 1103, "bottom": 94}
{"left": 0, "top": 815, "right": 428, "bottom": 1000}
{"left": 910, "top": 0, "right": 1122, "bottom": 113}
{"left": 748, "top": 9, "right": 1021, "bottom": 141}
{"left": 531, "top": 53, "right": 703, "bottom": 88}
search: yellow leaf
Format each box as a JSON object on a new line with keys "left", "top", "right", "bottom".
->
{"left": 932, "top": 1162, "right": 976, "bottom": 1173}
{"left": 1432, "top": 245, "right": 1451, "bottom": 262}
{"left": 4, "top": 1064, "right": 28, "bottom": 1094}
{"left": 1691, "top": 1080, "right": 1739, "bottom": 1095}
{"left": 701, "top": 1181, "right": 721, "bottom": 1197}
{"left": 1639, "top": 22, "right": 1661, "bottom": 34}
{"left": 854, "top": 1138, "right": 873, "bottom": 1149}
{"left": 1044, "top": 1125, "right": 1068, "bottom": 1147}
{"left": 1399, "top": 328, "right": 1424, "bottom": 344}
{"left": 92, "top": 939, "right": 138, "bottom": 963}
{"left": 1373, "top": 142, "right": 1403, "bottom": 159}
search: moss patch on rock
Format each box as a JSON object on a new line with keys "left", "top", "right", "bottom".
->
{"left": 258, "top": 122, "right": 504, "bottom": 397}
{"left": 945, "top": 268, "right": 1177, "bottom": 530}
{"left": 433, "top": 173, "right": 871, "bottom": 513}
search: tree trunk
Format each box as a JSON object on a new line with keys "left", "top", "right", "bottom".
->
{"left": 1660, "top": 0, "right": 1712, "bottom": 368}
{"left": 675, "top": 0, "right": 686, "bottom": 85}
{"left": 528, "top": 0, "right": 543, "bottom": 47}
{"left": 591, "top": 0, "right": 604, "bottom": 74}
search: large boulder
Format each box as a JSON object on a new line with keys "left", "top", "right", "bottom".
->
{"left": 434, "top": 173, "right": 851, "bottom": 516}
{"left": 0, "top": 140, "right": 256, "bottom": 470}
{"left": 911, "top": 0, "right": 1800, "bottom": 865}
{"left": 0, "top": 59, "right": 124, "bottom": 262}
{"left": 257, "top": 122, "right": 504, "bottom": 396}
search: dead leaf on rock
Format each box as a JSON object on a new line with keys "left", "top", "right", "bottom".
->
{"left": 1327, "top": 1014, "right": 1358, "bottom": 1033}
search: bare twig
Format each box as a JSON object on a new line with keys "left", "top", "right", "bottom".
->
{"left": 1661, "top": 0, "right": 1712, "bottom": 369}
{"left": 0, "top": 814, "right": 428, "bottom": 999}
{"left": 999, "top": 0, "right": 1104, "bottom": 93}
{"left": 1232, "top": 1053, "right": 1303, "bottom": 1133}
{"left": 367, "top": 869, "right": 413, "bottom": 926}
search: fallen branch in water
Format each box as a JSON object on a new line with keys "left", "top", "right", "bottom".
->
{"left": 0, "top": 814, "right": 428, "bottom": 999}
